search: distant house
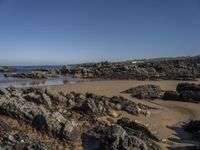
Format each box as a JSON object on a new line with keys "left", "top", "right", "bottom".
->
{"left": 131, "top": 61, "right": 143, "bottom": 64}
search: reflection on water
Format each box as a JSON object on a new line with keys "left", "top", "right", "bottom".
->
{"left": 0, "top": 74, "right": 80, "bottom": 88}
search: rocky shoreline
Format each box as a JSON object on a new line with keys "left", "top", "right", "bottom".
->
{"left": 0, "top": 87, "right": 162, "bottom": 150}
{"left": 68, "top": 56, "right": 200, "bottom": 81}
{"left": 0, "top": 66, "right": 16, "bottom": 72}
{"left": 1, "top": 56, "right": 200, "bottom": 80}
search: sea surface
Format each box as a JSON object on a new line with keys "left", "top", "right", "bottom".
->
{"left": 0, "top": 65, "right": 79, "bottom": 88}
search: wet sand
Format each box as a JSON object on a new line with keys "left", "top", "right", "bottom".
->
{"left": 48, "top": 79, "right": 200, "bottom": 149}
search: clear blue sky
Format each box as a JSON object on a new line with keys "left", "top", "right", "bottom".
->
{"left": 0, "top": 0, "right": 200, "bottom": 65}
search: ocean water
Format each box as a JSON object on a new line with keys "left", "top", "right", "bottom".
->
{"left": 0, "top": 65, "right": 78, "bottom": 88}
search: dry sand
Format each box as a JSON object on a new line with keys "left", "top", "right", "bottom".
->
{"left": 47, "top": 79, "right": 200, "bottom": 149}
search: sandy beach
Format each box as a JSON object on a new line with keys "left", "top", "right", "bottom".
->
{"left": 48, "top": 79, "right": 200, "bottom": 149}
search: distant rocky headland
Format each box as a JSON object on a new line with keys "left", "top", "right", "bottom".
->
{"left": 1, "top": 55, "right": 200, "bottom": 80}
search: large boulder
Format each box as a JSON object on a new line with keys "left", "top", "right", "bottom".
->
{"left": 163, "top": 83, "right": 200, "bottom": 103}
{"left": 81, "top": 98, "right": 107, "bottom": 116}
{"left": 117, "top": 117, "right": 161, "bottom": 142}
{"left": 103, "top": 125, "right": 148, "bottom": 150}
{"left": 83, "top": 118, "right": 161, "bottom": 150}
{"left": 176, "top": 83, "right": 200, "bottom": 93}
{"left": 0, "top": 133, "right": 50, "bottom": 150}
{"left": 0, "top": 91, "right": 80, "bottom": 141}
{"left": 125, "top": 84, "right": 162, "bottom": 99}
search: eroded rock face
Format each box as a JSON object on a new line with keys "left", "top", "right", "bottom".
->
{"left": 103, "top": 125, "right": 148, "bottom": 150}
{"left": 117, "top": 117, "right": 161, "bottom": 142}
{"left": 83, "top": 118, "right": 161, "bottom": 150}
{"left": 124, "top": 84, "right": 162, "bottom": 99}
{"left": 69, "top": 56, "right": 200, "bottom": 81}
{"left": 176, "top": 83, "right": 200, "bottom": 93}
{"left": 163, "top": 83, "right": 200, "bottom": 103}
{"left": 0, "top": 66, "right": 16, "bottom": 72}
{"left": 0, "top": 87, "right": 158, "bottom": 149}
{"left": 4, "top": 69, "right": 60, "bottom": 79}
{"left": 0, "top": 120, "right": 50, "bottom": 150}
{"left": 0, "top": 88, "right": 80, "bottom": 142}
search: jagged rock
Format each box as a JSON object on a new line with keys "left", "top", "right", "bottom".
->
{"left": 45, "top": 87, "right": 67, "bottom": 104}
{"left": 0, "top": 66, "right": 16, "bottom": 72}
{"left": 179, "top": 90, "right": 200, "bottom": 103}
{"left": 0, "top": 87, "right": 157, "bottom": 150}
{"left": 61, "top": 65, "right": 71, "bottom": 74}
{"left": 125, "top": 84, "right": 162, "bottom": 99}
{"left": 83, "top": 118, "right": 161, "bottom": 150}
{"left": 0, "top": 90, "right": 80, "bottom": 141}
{"left": 176, "top": 83, "right": 200, "bottom": 93}
{"left": 163, "top": 83, "right": 200, "bottom": 103}
{"left": 103, "top": 125, "right": 148, "bottom": 150}
{"left": 68, "top": 56, "right": 200, "bottom": 80}
{"left": 117, "top": 118, "right": 161, "bottom": 142}
{"left": 0, "top": 133, "right": 50, "bottom": 150}
{"left": 81, "top": 98, "right": 108, "bottom": 116}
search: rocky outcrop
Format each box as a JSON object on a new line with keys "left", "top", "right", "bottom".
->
{"left": 0, "top": 120, "right": 50, "bottom": 150}
{"left": 163, "top": 83, "right": 200, "bottom": 103}
{"left": 0, "top": 87, "right": 156, "bottom": 149}
{"left": 124, "top": 84, "right": 162, "bottom": 99}
{"left": 0, "top": 66, "right": 16, "bottom": 72}
{"left": 0, "top": 88, "right": 80, "bottom": 142}
{"left": 2, "top": 56, "right": 200, "bottom": 80}
{"left": 4, "top": 70, "right": 59, "bottom": 79}
{"left": 82, "top": 117, "right": 162, "bottom": 150}
{"left": 60, "top": 65, "right": 71, "bottom": 74}
{"left": 69, "top": 56, "right": 200, "bottom": 80}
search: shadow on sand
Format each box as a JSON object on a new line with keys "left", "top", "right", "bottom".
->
{"left": 166, "top": 124, "right": 200, "bottom": 150}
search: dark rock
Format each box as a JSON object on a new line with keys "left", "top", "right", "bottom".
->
{"left": 125, "top": 84, "right": 162, "bottom": 99}
{"left": 176, "top": 83, "right": 200, "bottom": 93}
{"left": 68, "top": 56, "right": 200, "bottom": 80}
{"left": 185, "top": 120, "right": 200, "bottom": 133}
{"left": 163, "top": 83, "right": 200, "bottom": 103}
{"left": 117, "top": 117, "right": 161, "bottom": 142}
{"left": 184, "top": 120, "right": 200, "bottom": 141}
{"left": 1, "top": 133, "right": 50, "bottom": 150}
{"left": 0, "top": 92, "right": 80, "bottom": 141}
{"left": 61, "top": 65, "right": 71, "bottom": 74}
{"left": 0, "top": 66, "right": 16, "bottom": 72}
{"left": 163, "top": 91, "right": 179, "bottom": 100}
{"left": 103, "top": 125, "right": 148, "bottom": 150}
{"left": 81, "top": 98, "right": 108, "bottom": 116}
{"left": 179, "top": 90, "right": 200, "bottom": 103}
